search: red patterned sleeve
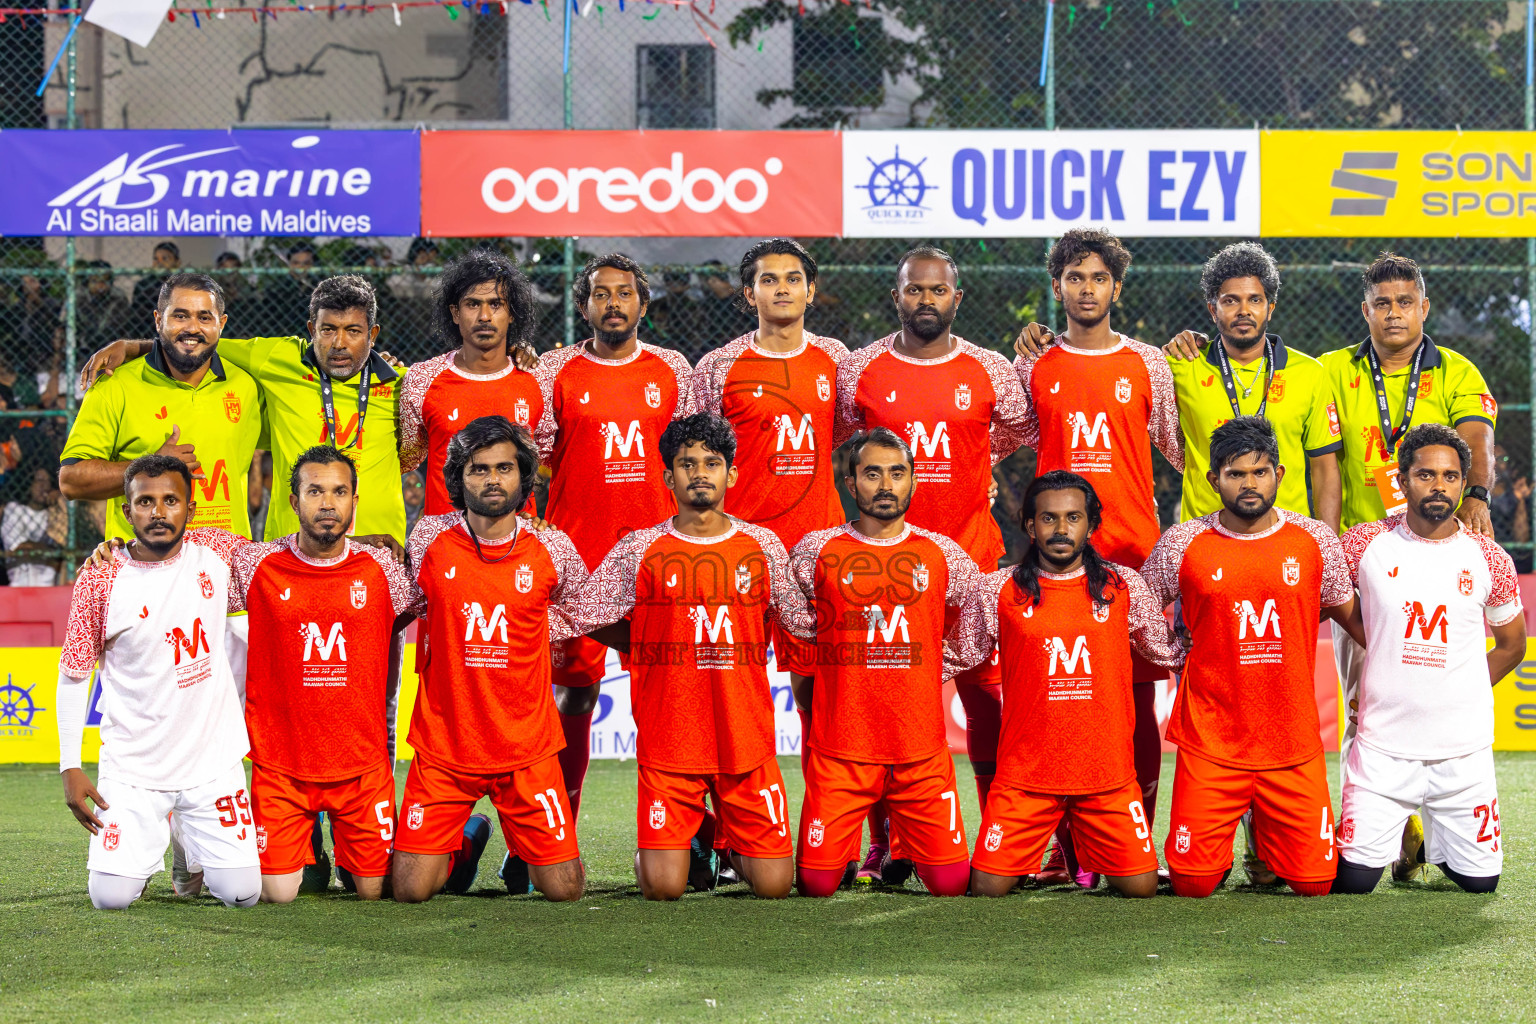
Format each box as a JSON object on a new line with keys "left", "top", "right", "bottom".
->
{"left": 974, "top": 345, "right": 1031, "bottom": 465}
{"left": 1338, "top": 519, "right": 1394, "bottom": 589}
{"left": 1122, "top": 566, "right": 1187, "bottom": 669}
{"left": 1473, "top": 531, "right": 1524, "bottom": 627}
{"left": 924, "top": 528, "right": 982, "bottom": 608}
{"left": 228, "top": 540, "right": 285, "bottom": 613}
{"left": 532, "top": 348, "right": 577, "bottom": 462}
{"left": 740, "top": 521, "right": 812, "bottom": 639}
{"left": 405, "top": 512, "right": 459, "bottom": 616}
{"left": 833, "top": 339, "right": 885, "bottom": 449}
{"left": 358, "top": 543, "right": 422, "bottom": 618}
{"left": 1133, "top": 340, "right": 1186, "bottom": 473}
{"left": 647, "top": 344, "right": 695, "bottom": 418}
{"left": 942, "top": 569, "right": 1006, "bottom": 679}
{"left": 1286, "top": 510, "right": 1353, "bottom": 608}
{"left": 690, "top": 337, "right": 748, "bottom": 415}
{"left": 1140, "top": 516, "right": 1208, "bottom": 608}
{"left": 397, "top": 354, "right": 446, "bottom": 474}
{"left": 536, "top": 528, "right": 593, "bottom": 646}
{"left": 785, "top": 528, "right": 839, "bottom": 641}
{"left": 59, "top": 561, "right": 119, "bottom": 680}
{"left": 1009, "top": 352, "right": 1043, "bottom": 448}
{"left": 185, "top": 527, "right": 249, "bottom": 568}
{"left": 565, "top": 526, "right": 658, "bottom": 635}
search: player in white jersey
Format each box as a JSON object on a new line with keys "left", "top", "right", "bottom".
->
{"left": 1334, "top": 424, "right": 1526, "bottom": 893}
{"left": 58, "top": 454, "right": 259, "bottom": 910}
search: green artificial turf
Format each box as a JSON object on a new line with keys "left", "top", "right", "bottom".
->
{"left": 3, "top": 754, "right": 1534, "bottom": 1023}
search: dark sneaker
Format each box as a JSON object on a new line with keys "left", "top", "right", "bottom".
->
{"left": 879, "top": 852, "right": 915, "bottom": 888}
{"left": 444, "top": 813, "right": 492, "bottom": 894}
{"left": 498, "top": 851, "right": 533, "bottom": 895}
{"left": 299, "top": 814, "right": 332, "bottom": 893}
{"left": 688, "top": 833, "right": 719, "bottom": 892}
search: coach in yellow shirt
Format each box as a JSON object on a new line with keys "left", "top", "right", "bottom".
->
{"left": 1165, "top": 242, "right": 1344, "bottom": 529}
{"left": 60, "top": 273, "right": 264, "bottom": 540}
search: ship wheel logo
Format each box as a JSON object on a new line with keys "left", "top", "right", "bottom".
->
{"left": 857, "top": 146, "right": 935, "bottom": 210}
{"left": 0, "top": 674, "right": 45, "bottom": 728}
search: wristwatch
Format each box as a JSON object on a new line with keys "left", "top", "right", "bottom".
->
{"left": 1464, "top": 485, "right": 1490, "bottom": 504}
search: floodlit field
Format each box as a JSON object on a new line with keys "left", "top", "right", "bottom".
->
{"left": 5, "top": 754, "right": 1535, "bottom": 1023}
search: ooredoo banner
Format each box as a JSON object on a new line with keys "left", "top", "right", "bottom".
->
{"left": 419, "top": 130, "right": 842, "bottom": 237}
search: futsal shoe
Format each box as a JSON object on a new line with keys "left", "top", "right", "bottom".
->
{"left": 716, "top": 850, "right": 741, "bottom": 886}
{"left": 300, "top": 813, "right": 332, "bottom": 893}
{"left": 1391, "top": 813, "right": 1428, "bottom": 883}
{"left": 498, "top": 852, "right": 533, "bottom": 895}
{"left": 855, "top": 841, "right": 889, "bottom": 884}
{"left": 444, "top": 813, "right": 492, "bottom": 894}
{"left": 1037, "top": 835, "right": 1071, "bottom": 886}
{"left": 1241, "top": 810, "right": 1279, "bottom": 886}
{"left": 879, "top": 851, "right": 916, "bottom": 888}
{"left": 688, "top": 833, "right": 720, "bottom": 892}
{"left": 169, "top": 816, "right": 204, "bottom": 897}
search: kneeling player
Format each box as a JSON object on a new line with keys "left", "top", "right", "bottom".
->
{"left": 392, "top": 416, "right": 590, "bottom": 903}
{"left": 229, "top": 446, "right": 417, "bottom": 901}
{"left": 784, "top": 429, "right": 979, "bottom": 898}
{"left": 568, "top": 412, "right": 808, "bottom": 899}
{"left": 58, "top": 455, "right": 259, "bottom": 909}
{"left": 1142, "top": 417, "right": 1362, "bottom": 898}
{"left": 947, "top": 471, "right": 1183, "bottom": 898}
{"left": 1334, "top": 425, "right": 1525, "bottom": 894}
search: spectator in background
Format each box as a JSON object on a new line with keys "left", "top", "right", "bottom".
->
{"left": 401, "top": 469, "right": 425, "bottom": 534}
{"left": 10, "top": 273, "right": 61, "bottom": 375}
{"left": 646, "top": 270, "right": 699, "bottom": 356}
{"left": 1491, "top": 444, "right": 1532, "bottom": 571}
{"left": 261, "top": 242, "right": 319, "bottom": 336}
{"left": 130, "top": 241, "right": 181, "bottom": 322}
{"left": 697, "top": 260, "right": 756, "bottom": 354}
{"left": 76, "top": 260, "right": 134, "bottom": 359}
{"left": 247, "top": 449, "right": 274, "bottom": 542}
{"left": 2, "top": 467, "right": 66, "bottom": 586}
{"left": 214, "top": 252, "right": 254, "bottom": 338}
{"left": 388, "top": 238, "right": 442, "bottom": 356}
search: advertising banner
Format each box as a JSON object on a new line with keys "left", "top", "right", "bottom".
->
{"left": 1262, "top": 130, "right": 1536, "bottom": 237}
{"left": 420, "top": 130, "right": 842, "bottom": 238}
{"left": 0, "top": 129, "right": 420, "bottom": 237}
{"left": 842, "top": 129, "right": 1261, "bottom": 238}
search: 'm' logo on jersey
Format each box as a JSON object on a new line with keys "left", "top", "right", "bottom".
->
{"left": 735, "top": 564, "right": 752, "bottom": 595}
{"left": 816, "top": 374, "right": 831, "bottom": 401}
{"left": 196, "top": 460, "right": 232, "bottom": 503}
{"left": 350, "top": 579, "right": 368, "bottom": 609}
{"left": 905, "top": 421, "right": 950, "bottom": 459}
{"left": 515, "top": 564, "right": 534, "bottom": 594}
{"left": 1403, "top": 601, "right": 1449, "bottom": 643}
{"left": 604, "top": 420, "right": 645, "bottom": 459}
{"left": 865, "top": 604, "right": 909, "bottom": 643}
{"left": 300, "top": 621, "right": 348, "bottom": 662}
{"left": 912, "top": 563, "right": 929, "bottom": 593}
{"left": 165, "top": 618, "right": 211, "bottom": 665}
{"left": 644, "top": 381, "right": 661, "bottom": 408}
{"left": 197, "top": 571, "right": 214, "bottom": 600}
{"left": 1458, "top": 569, "right": 1475, "bottom": 597}
{"left": 691, "top": 604, "right": 735, "bottom": 645}
{"left": 954, "top": 384, "right": 971, "bottom": 410}
{"left": 1234, "top": 599, "right": 1282, "bottom": 639}
{"left": 1044, "top": 635, "right": 1092, "bottom": 675}
{"left": 102, "top": 822, "right": 121, "bottom": 851}
{"left": 776, "top": 413, "right": 815, "bottom": 452}
{"left": 1068, "top": 411, "right": 1112, "bottom": 449}
{"left": 463, "top": 602, "right": 509, "bottom": 644}
{"left": 1114, "top": 377, "right": 1133, "bottom": 403}
{"left": 514, "top": 397, "right": 530, "bottom": 425}
{"left": 808, "top": 817, "right": 826, "bottom": 847}
{"left": 649, "top": 799, "right": 666, "bottom": 829}
{"left": 1282, "top": 557, "right": 1301, "bottom": 587}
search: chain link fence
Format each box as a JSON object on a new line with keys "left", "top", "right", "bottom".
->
{"left": 0, "top": 0, "right": 1530, "bottom": 576}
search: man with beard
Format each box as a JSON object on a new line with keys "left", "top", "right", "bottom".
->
{"left": 565, "top": 412, "right": 809, "bottom": 900}
{"left": 834, "top": 247, "right": 1029, "bottom": 879}
{"left": 531, "top": 253, "right": 693, "bottom": 863}
{"left": 946, "top": 471, "right": 1184, "bottom": 898}
{"left": 57, "top": 455, "right": 258, "bottom": 910}
{"left": 394, "top": 416, "right": 589, "bottom": 903}
{"left": 227, "top": 446, "right": 417, "bottom": 902}
{"left": 784, "top": 428, "right": 980, "bottom": 898}
{"left": 60, "top": 274, "right": 264, "bottom": 541}
{"left": 1334, "top": 424, "right": 1524, "bottom": 894}
{"left": 1141, "top": 417, "right": 1362, "bottom": 898}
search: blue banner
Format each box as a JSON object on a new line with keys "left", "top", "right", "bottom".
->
{"left": 0, "top": 129, "right": 420, "bottom": 236}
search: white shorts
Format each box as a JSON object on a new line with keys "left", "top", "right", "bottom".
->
{"left": 1337, "top": 742, "right": 1502, "bottom": 878}
{"left": 88, "top": 762, "right": 259, "bottom": 880}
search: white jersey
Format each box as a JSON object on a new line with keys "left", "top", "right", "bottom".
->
{"left": 1342, "top": 516, "right": 1521, "bottom": 760}
{"left": 59, "top": 528, "right": 250, "bottom": 791}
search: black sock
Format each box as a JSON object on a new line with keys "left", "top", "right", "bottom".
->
{"left": 1330, "top": 858, "right": 1383, "bottom": 894}
{"left": 1435, "top": 863, "right": 1499, "bottom": 894}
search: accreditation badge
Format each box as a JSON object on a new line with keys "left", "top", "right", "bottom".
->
{"left": 1370, "top": 460, "right": 1409, "bottom": 516}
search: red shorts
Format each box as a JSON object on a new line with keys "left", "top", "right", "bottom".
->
{"left": 396, "top": 753, "right": 580, "bottom": 867}
{"left": 551, "top": 635, "right": 628, "bottom": 689}
{"left": 1164, "top": 748, "right": 1336, "bottom": 883}
{"left": 638, "top": 759, "right": 793, "bottom": 859}
{"left": 971, "top": 777, "right": 1159, "bottom": 878}
{"left": 797, "top": 747, "right": 968, "bottom": 870}
{"left": 249, "top": 761, "right": 396, "bottom": 878}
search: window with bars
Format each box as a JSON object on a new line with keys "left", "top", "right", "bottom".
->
{"left": 636, "top": 45, "right": 715, "bottom": 129}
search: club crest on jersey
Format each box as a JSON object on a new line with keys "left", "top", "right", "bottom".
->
{"left": 102, "top": 822, "right": 121, "bottom": 851}
{"left": 735, "top": 564, "right": 753, "bottom": 595}
{"left": 1459, "top": 569, "right": 1475, "bottom": 596}
{"left": 1114, "top": 376, "right": 1133, "bottom": 404}
{"left": 816, "top": 374, "right": 832, "bottom": 401}
{"left": 1267, "top": 377, "right": 1285, "bottom": 403}
{"left": 1327, "top": 403, "right": 1341, "bottom": 436}
{"left": 1337, "top": 818, "right": 1355, "bottom": 845}
{"left": 192, "top": 571, "right": 213, "bottom": 600}
{"left": 223, "top": 391, "right": 243, "bottom": 423}
{"left": 649, "top": 799, "right": 667, "bottom": 829}
{"left": 514, "top": 397, "right": 531, "bottom": 425}
{"left": 1175, "top": 824, "right": 1191, "bottom": 854}
{"left": 350, "top": 579, "right": 368, "bottom": 609}
{"left": 912, "top": 563, "right": 929, "bottom": 593}
{"left": 984, "top": 822, "right": 1004, "bottom": 853}
{"left": 1282, "top": 557, "right": 1301, "bottom": 587}
{"left": 256, "top": 826, "right": 268, "bottom": 853}
{"left": 808, "top": 817, "right": 825, "bottom": 847}
{"left": 644, "top": 381, "right": 662, "bottom": 408}
{"left": 954, "top": 383, "right": 972, "bottom": 410}
{"left": 516, "top": 564, "right": 534, "bottom": 594}
{"left": 1092, "top": 602, "right": 1111, "bottom": 623}
{"left": 406, "top": 803, "right": 424, "bottom": 830}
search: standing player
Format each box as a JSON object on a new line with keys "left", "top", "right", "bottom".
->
{"left": 784, "top": 428, "right": 979, "bottom": 898}
{"left": 1334, "top": 424, "right": 1525, "bottom": 893}
{"left": 1012, "top": 229, "right": 1184, "bottom": 880}
{"left": 399, "top": 249, "right": 543, "bottom": 517}
{"left": 393, "top": 416, "right": 588, "bottom": 903}
{"left": 57, "top": 455, "right": 258, "bottom": 910}
{"left": 1141, "top": 417, "right": 1360, "bottom": 898}
{"left": 947, "top": 471, "right": 1184, "bottom": 897}
{"left": 566, "top": 412, "right": 809, "bottom": 900}
{"left": 533, "top": 254, "right": 692, "bottom": 832}
{"left": 229, "top": 446, "right": 417, "bottom": 902}
{"left": 835, "top": 247, "right": 1030, "bottom": 874}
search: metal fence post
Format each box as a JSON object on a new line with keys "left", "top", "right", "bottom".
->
{"left": 562, "top": 0, "right": 576, "bottom": 350}
{"left": 1527, "top": 0, "right": 1534, "bottom": 553}
{"left": 62, "top": 13, "right": 79, "bottom": 566}
{"left": 1044, "top": 3, "right": 1058, "bottom": 332}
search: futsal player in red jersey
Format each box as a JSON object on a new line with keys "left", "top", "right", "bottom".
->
{"left": 785, "top": 427, "right": 980, "bottom": 898}
{"left": 392, "top": 416, "right": 589, "bottom": 903}
{"left": 835, "top": 246, "right": 1030, "bottom": 875}
{"left": 531, "top": 254, "right": 692, "bottom": 840}
{"left": 566, "top": 411, "right": 812, "bottom": 899}
{"left": 1140, "top": 417, "right": 1362, "bottom": 898}
{"left": 947, "top": 471, "right": 1184, "bottom": 897}
{"left": 230, "top": 446, "right": 417, "bottom": 902}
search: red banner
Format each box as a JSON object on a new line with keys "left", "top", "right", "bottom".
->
{"left": 420, "top": 130, "right": 842, "bottom": 238}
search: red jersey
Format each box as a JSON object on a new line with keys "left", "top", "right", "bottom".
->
{"left": 946, "top": 564, "right": 1183, "bottom": 794}
{"left": 399, "top": 351, "right": 544, "bottom": 517}
{"left": 1142, "top": 509, "right": 1352, "bottom": 770}
{"left": 691, "top": 332, "right": 849, "bottom": 551}
{"left": 534, "top": 340, "right": 692, "bottom": 569}
{"left": 1015, "top": 336, "right": 1183, "bottom": 568}
{"left": 231, "top": 536, "right": 416, "bottom": 781}
{"left": 567, "top": 518, "right": 811, "bottom": 774}
{"left": 405, "top": 513, "right": 590, "bottom": 773}
{"left": 836, "top": 334, "right": 1030, "bottom": 569}
{"left": 785, "top": 523, "right": 979, "bottom": 764}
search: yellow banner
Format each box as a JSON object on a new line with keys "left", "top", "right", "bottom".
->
{"left": 1262, "top": 130, "right": 1536, "bottom": 237}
